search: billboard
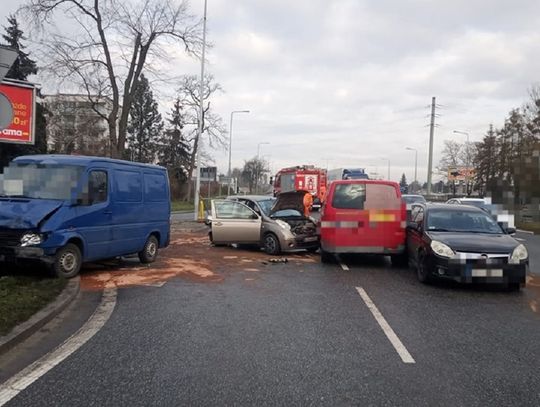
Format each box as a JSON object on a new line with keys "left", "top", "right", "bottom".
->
{"left": 0, "top": 81, "right": 36, "bottom": 145}
{"left": 447, "top": 166, "right": 475, "bottom": 182}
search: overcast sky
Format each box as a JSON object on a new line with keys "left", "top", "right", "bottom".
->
{"left": 2, "top": 0, "right": 540, "bottom": 182}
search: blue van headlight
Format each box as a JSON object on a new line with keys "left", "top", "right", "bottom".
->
{"left": 20, "top": 233, "right": 43, "bottom": 247}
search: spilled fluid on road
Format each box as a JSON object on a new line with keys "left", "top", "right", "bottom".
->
{"left": 80, "top": 228, "right": 319, "bottom": 290}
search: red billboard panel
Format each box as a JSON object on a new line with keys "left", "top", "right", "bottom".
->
{"left": 0, "top": 81, "right": 35, "bottom": 145}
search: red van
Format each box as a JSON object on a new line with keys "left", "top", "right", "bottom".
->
{"left": 319, "top": 180, "right": 407, "bottom": 265}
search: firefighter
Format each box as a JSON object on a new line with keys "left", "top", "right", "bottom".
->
{"left": 303, "top": 191, "right": 313, "bottom": 217}
{"left": 320, "top": 184, "right": 327, "bottom": 205}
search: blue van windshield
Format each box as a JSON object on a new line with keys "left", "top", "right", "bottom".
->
{"left": 0, "top": 163, "right": 83, "bottom": 200}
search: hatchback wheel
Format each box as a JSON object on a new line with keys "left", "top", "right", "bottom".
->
{"left": 416, "top": 252, "right": 431, "bottom": 284}
{"left": 52, "top": 243, "right": 82, "bottom": 278}
{"left": 507, "top": 283, "right": 521, "bottom": 292}
{"left": 263, "top": 233, "right": 281, "bottom": 255}
{"left": 139, "top": 235, "right": 159, "bottom": 264}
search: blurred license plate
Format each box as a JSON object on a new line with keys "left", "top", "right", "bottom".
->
{"left": 472, "top": 269, "right": 503, "bottom": 277}
{"left": 304, "top": 236, "right": 318, "bottom": 242}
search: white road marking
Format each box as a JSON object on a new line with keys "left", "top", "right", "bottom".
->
{"left": 339, "top": 262, "right": 350, "bottom": 271}
{"left": 355, "top": 287, "right": 416, "bottom": 364}
{"left": 0, "top": 288, "right": 117, "bottom": 406}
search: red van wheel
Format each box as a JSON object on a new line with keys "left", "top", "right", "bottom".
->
{"left": 320, "top": 249, "right": 334, "bottom": 263}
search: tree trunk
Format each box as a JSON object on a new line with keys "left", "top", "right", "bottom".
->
{"left": 108, "top": 118, "right": 118, "bottom": 158}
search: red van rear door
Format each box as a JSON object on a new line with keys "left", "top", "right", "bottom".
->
{"left": 321, "top": 181, "right": 405, "bottom": 253}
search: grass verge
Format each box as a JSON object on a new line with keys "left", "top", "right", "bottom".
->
{"left": 171, "top": 201, "right": 195, "bottom": 212}
{"left": 0, "top": 275, "right": 67, "bottom": 336}
{"left": 516, "top": 222, "right": 540, "bottom": 235}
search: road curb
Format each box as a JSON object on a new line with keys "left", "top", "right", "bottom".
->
{"left": 517, "top": 229, "right": 535, "bottom": 235}
{"left": 0, "top": 276, "right": 80, "bottom": 356}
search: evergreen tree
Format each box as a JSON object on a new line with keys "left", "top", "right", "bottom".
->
{"left": 126, "top": 74, "right": 163, "bottom": 163}
{"left": 399, "top": 173, "right": 408, "bottom": 193}
{"left": 0, "top": 15, "right": 46, "bottom": 170}
{"left": 2, "top": 15, "right": 37, "bottom": 80}
{"left": 158, "top": 98, "right": 191, "bottom": 185}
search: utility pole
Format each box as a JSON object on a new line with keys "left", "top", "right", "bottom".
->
{"left": 193, "top": 0, "right": 207, "bottom": 221}
{"left": 427, "top": 96, "right": 436, "bottom": 196}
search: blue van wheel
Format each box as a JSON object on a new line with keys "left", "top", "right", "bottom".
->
{"left": 139, "top": 235, "right": 159, "bottom": 264}
{"left": 52, "top": 243, "right": 82, "bottom": 278}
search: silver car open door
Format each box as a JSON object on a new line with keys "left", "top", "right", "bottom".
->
{"left": 210, "top": 200, "right": 262, "bottom": 244}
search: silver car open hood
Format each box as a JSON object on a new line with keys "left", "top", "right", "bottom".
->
{"left": 269, "top": 191, "right": 306, "bottom": 215}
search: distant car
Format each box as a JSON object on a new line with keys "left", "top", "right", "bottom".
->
{"left": 209, "top": 192, "right": 319, "bottom": 254}
{"left": 402, "top": 194, "right": 427, "bottom": 220}
{"left": 402, "top": 194, "right": 427, "bottom": 205}
{"left": 446, "top": 197, "right": 488, "bottom": 211}
{"left": 406, "top": 203, "right": 527, "bottom": 290}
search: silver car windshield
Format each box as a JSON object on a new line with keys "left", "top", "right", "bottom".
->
{"left": 257, "top": 198, "right": 276, "bottom": 216}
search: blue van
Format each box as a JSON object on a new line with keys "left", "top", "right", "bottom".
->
{"left": 0, "top": 155, "right": 171, "bottom": 278}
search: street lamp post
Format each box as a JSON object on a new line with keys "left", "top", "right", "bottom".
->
{"left": 453, "top": 130, "right": 470, "bottom": 196}
{"left": 257, "top": 142, "right": 269, "bottom": 158}
{"left": 227, "top": 110, "right": 250, "bottom": 195}
{"left": 194, "top": 0, "right": 208, "bottom": 221}
{"left": 381, "top": 158, "right": 390, "bottom": 180}
{"left": 406, "top": 147, "right": 418, "bottom": 192}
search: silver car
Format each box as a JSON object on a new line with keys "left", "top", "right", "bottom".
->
{"left": 209, "top": 192, "right": 319, "bottom": 254}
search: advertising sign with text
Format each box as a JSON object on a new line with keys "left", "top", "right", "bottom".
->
{"left": 0, "top": 81, "right": 36, "bottom": 145}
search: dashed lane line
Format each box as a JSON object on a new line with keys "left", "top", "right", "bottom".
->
{"left": 0, "top": 288, "right": 118, "bottom": 406}
{"left": 355, "top": 287, "right": 416, "bottom": 364}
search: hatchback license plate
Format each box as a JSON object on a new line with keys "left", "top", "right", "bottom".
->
{"left": 472, "top": 269, "right": 503, "bottom": 277}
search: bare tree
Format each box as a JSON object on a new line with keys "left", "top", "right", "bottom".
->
{"left": 242, "top": 157, "right": 270, "bottom": 194}
{"left": 23, "top": 0, "right": 202, "bottom": 158}
{"left": 176, "top": 73, "right": 227, "bottom": 200}
{"left": 438, "top": 140, "right": 464, "bottom": 170}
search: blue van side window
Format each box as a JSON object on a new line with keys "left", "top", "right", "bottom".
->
{"left": 88, "top": 171, "right": 107, "bottom": 204}
{"left": 144, "top": 173, "right": 167, "bottom": 202}
{"left": 115, "top": 170, "right": 142, "bottom": 202}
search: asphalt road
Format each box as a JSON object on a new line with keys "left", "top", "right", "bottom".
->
{"left": 2, "top": 237, "right": 539, "bottom": 406}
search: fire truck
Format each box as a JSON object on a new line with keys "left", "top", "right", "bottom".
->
{"left": 272, "top": 165, "right": 328, "bottom": 209}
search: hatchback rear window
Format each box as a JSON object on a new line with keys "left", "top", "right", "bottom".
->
{"left": 332, "top": 183, "right": 400, "bottom": 210}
